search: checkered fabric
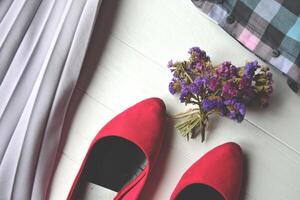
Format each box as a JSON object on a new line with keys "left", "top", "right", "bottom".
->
{"left": 192, "top": 0, "right": 300, "bottom": 90}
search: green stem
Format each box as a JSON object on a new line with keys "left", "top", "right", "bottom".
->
{"left": 172, "top": 109, "right": 200, "bottom": 119}
{"left": 194, "top": 95, "right": 208, "bottom": 141}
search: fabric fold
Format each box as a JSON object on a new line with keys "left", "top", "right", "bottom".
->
{"left": 0, "top": 0, "right": 42, "bottom": 83}
{"left": 0, "top": 0, "right": 102, "bottom": 199}
{"left": 0, "top": 0, "right": 14, "bottom": 22}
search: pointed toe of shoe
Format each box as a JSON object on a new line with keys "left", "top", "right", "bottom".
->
{"left": 96, "top": 97, "right": 166, "bottom": 164}
{"left": 171, "top": 142, "right": 243, "bottom": 200}
{"left": 139, "top": 97, "right": 166, "bottom": 113}
{"left": 68, "top": 98, "right": 166, "bottom": 200}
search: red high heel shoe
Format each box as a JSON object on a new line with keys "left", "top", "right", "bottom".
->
{"left": 170, "top": 142, "right": 243, "bottom": 200}
{"left": 67, "top": 98, "right": 166, "bottom": 200}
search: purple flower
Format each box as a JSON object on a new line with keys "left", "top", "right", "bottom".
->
{"left": 245, "top": 60, "right": 259, "bottom": 77}
{"left": 209, "top": 76, "right": 219, "bottom": 92}
{"left": 195, "top": 62, "right": 204, "bottom": 70}
{"left": 168, "top": 78, "right": 181, "bottom": 95}
{"left": 222, "top": 81, "right": 237, "bottom": 97}
{"left": 203, "top": 99, "right": 215, "bottom": 111}
{"left": 188, "top": 83, "right": 200, "bottom": 94}
{"left": 229, "top": 65, "right": 238, "bottom": 77}
{"left": 169, "top": 82, "right": 176, "bottom": 95}
{"left": 224, "top": 99, "right": 246, "bottom": 122}
{"left": 180, "top": 79, "right": 187, "bottom": 88}
{"left": 188, "top": 47, "right": 208, "bottom": 62}
{"left": 216, "top": 61, "right": 239, "bottom": 79}
{"left": 188, "top": 47, "right": 202, "bottom": 55}
{"left": 239, "top": 75, "right": 251, "bottom": 89}
{"left": 203, "top": 98, "right": 223, "bottom": 112}
{"left": 237, "top": 103, "right": 246, "bottom": 116}
{"left": 167, "top": 60, "right": 173, "bottom": 68}
{"left": 217, "top": 61, "right": 230, "bottom": 72}
{"left": 179, "top": 86, "right": 189, "bottom": 102}
{"left": 194, "top": 77, "right": 207, "bottom": 87}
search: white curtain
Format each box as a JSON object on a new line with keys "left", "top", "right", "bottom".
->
{"left": 0, "top": 0, "right": 102, "bottom": 199}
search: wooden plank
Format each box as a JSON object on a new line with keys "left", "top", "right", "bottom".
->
{"left": 93, "top": 0, "right": 300, "bottom": 152}
{"left": 64, "top": 89, "right": 115, "bottom": 142}
{"left": 49, "top": 0, "right": 300, "bottom": 198}
{"left": 48, "top": 154, "right": 79, "bottom": 200}
{"left": 52, "top": 88, "right": 300, "bottom": 199}
{"left": 70, "top": 36, "right": 300, "bottom": 199}
{"left": 139, "top": 117, "right": 300, "bottom": 200}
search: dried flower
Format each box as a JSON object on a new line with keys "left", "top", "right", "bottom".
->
{"left": 168, "top": 47, "right": 273, "bottom": 141}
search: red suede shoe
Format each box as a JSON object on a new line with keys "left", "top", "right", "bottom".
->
{"left": 67, "top": 98, "right": 166, "bottom": 200}
{"left": 170, "top": 142, "right": 243, "bottom": 200}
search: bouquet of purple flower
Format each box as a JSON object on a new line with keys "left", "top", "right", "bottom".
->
{"left": 168, "top": 47, "right": 273, "bottom": 142}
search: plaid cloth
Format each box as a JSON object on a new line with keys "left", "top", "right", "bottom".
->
{"left": 192, "top": 0, "right": 300, "bottom": 92}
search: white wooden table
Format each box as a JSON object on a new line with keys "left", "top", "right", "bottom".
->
{"left": 49, "top": 0, "right": 300, "bottom": 199}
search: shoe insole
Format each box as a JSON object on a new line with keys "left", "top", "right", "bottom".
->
{"left": 175, "top": 184, "right": 225, "bottom": 200}
{"left": 71, "top": 137, "right": 146, "bottom": 200}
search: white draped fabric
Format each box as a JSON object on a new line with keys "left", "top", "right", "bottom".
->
{"left": 0, "top": 0, "right": 102, "bottom": 199}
